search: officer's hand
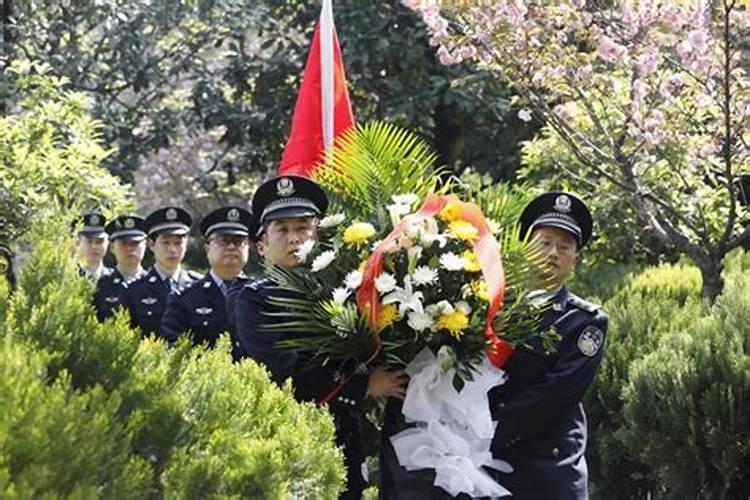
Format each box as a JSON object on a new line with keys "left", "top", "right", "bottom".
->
{"left": 366, "top": 366, "right": 407, "bottom": 400}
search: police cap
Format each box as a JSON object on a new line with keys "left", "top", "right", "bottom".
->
{"left": 200, "top": 206, "right": 256, "bottom": 240}
{"left": 77, "top": 212, "right": 107, "bottom": 238}
{"left": 106, "top": 215, "right": 147, "bottom": 241}
{"left": 519, "top": 191, "right": 593, "bottom": 248}
{"left": 252, "top": 175, "right": 328, "bottom": 229}
{"left": 145, "top": 207, "right": 192, "bottom": 238}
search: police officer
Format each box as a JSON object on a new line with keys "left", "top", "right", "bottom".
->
{"left": 486, "top": 191, "right": 608, "bottom": 499}
{"left": 93, "top": 215, "right": 148, "bottom": 322}
{"left": 160, "top": 206, "right": 256, "bottom": 358}
{"left": 233, "top": 175, "right": 406, "bottom": 500}
{"left": 75, "top": 212, "right": 113, "bottom": 280}
{"left": 119, "top": 207, "right": 202, "bottom": 336}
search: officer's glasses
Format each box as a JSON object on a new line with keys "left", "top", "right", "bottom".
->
{"left": 210, "top": 235, "right": 249, "bottom": 248}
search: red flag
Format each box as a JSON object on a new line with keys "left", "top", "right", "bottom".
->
{"left": 279, "top": 0, "right": 355, "bottom": 177}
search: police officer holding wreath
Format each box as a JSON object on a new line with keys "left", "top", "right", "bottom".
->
{"left": 119, "top": 206, "right": 202, "bottom": 336}
{"left": 233, "top": 175, "right": 406, "bottom": 500}
{"left": 487, "top": 191, "right": 608, "bottom": 499}
{"left": 160, "top": 206, "right": 255, "bottom": 358}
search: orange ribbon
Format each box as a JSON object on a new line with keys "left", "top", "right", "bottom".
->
{"left": 356, "top": 194, "right": 513, "bottom": 368}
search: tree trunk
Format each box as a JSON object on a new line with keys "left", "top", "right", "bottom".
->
{"left": 697, "top": 257, "right": 724, "bottom": 303}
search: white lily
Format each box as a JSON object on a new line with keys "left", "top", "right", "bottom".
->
{"left": 382, "top": 276, "right": 425, "bottom": 316}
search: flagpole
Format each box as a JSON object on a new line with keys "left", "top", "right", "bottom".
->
{"left": 320, "top": 0, "right": 335, "bottom": 155}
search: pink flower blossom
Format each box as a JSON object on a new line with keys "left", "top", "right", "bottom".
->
{"left": 635, "top": 50, "right": 659, "bottom": 76}
{"left": 436, "top": 46, "right": 457, "bottom": 65}
{"left": 597, "top": 35, "right": 628, "bottom": 63}
{"left": 457, "top": 45, "right": 477, "bottom": 61}
{"left": 518, "top": 109, "right": 533, "bottom": 122}
{"left": 687, "top": 30, "right": 709, "bottom": 54}
{"left": 658, "top": 74, "right": 684, "bottom": 100}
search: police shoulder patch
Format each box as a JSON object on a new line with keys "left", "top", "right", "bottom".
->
{"left": 577, "top": 325, "right": 604, "bottom": 357}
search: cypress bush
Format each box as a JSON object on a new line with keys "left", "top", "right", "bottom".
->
{"left": 0, "top": 224, "right": 345, "bottom": 498}
{"left": 586, "top": 261, "right": 707, "bottom": 498}
{"left": 620, "top": 253, "right": 749, "bottom": 498}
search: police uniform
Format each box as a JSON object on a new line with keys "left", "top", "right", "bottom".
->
{"left": 233, "top": 176, "right": 369, "bottom": 499}
{"left": 160, "top": 206, "right": 255, "bottom": 359}
{"left": 76, "top": 212, "right": 114, "bottom": 279}
{"left": 119, "top": 207, "right": 202, "bottom": 337}
{"left": 93, "top": 215, "right": 147, "bottom": 322}
{"left": 485, "top": 191, "right": 607, "bottom": 500}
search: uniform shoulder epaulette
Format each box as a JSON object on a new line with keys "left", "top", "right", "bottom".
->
{"left": 567, "top": 293, "right": 603, "bottom": 315}
{"left": 174, "top": 279, "right": 200, "bottom": 297}
{"left": 187, "top": 270, "right": 204, "bottom": 280}
{"left": 247, "top": 277, "right": 272, "bottom": 291}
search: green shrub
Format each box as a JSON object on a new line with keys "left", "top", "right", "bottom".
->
{"left": 586, "top": 262, "right": 706, "bottom": 498}
{"left": 1, "top": 224, "right": 346, "bottom": 498}
{"left": 0, "top": 337, "right": 152, "bottom": 498}
{"left": 620, "top": 260, "right": 750, "bottom": 498}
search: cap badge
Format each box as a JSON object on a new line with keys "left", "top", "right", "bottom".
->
{"left": 166, "top": 208, "right": 178, "bottom": 220}
{"left": 227, "top": 208, "right": 240, "bottom": 222}
{"left": 554, "top": 195, "right": 572, "bottom": 213}
{"left": 276, "top": 177, "right": 295, "bottom": 197}
{"left": 90, "top": 214, "right": 101, "bottom": 225}
{"left": 125, "top": 218, "right": 135, "bottom": 229}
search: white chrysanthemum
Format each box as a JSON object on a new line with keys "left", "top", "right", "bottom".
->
{"left": 319, "top": 213, "right": 346, "bottom": 228}
{"left": 440, "top": 252, "right": 465, "bottom": 271}
{"left": 407, "top": 311, "right": 435, "bottom": 332}
{"left": 375, "top": 272, "right": 397, "bottom": 294}
{"left": 455, "top": 301, "right": 472, "bottom": 315}
{"left": 331, "top": 287, "right": 350, "bottom": 305}
{"left": 412, "top": 266, "right": 438, "bottom": 286}
{"left": 391, "top": 193, "right": 419, "bottom": 206}
{"left": 294, "top": 239, "right": 316, "bottom": 263}
{"left": 311, "top": 250, "right": 336, "bottom": 272}
{"left": 487, "top": 218, "right": 502, "bottom": 235}
{"left": 344, "top": 270, "right": 363, "bottom": 290}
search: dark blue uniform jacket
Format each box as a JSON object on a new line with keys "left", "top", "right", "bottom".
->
{"left": 119, "top": 267, "right": 202, "bottom": 336}
{"left": 160, "top": 274, "right": 246, "bottom": 359}
{"left": 93, "top": 268, "right": 146, "bottom": 322}
{"left": 487, "top": 286, "right": 608, "bottom": 499}
{"left": 233, "top": 277, "right": 369, "bottom": 499}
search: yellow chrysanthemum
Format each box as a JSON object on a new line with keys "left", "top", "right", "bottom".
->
{"left": 439, "top": 201, "right": 462, "bottom": 222}
{"left": 376, "top": 303, "right": 398, "bottom": 332}
{"left": 343, "top": 222, "right": 376, "bottom": 245}
{"left": 449, "top": 220, "right": 479, "bottom": 241}
{"left": 462, "top": 250, "right": 481, "bottom": 272}
{"left": 471, "top": 280, "right": 490, "bottom": 302}
{"left": 435, "top": 310, "right": 470, "bottom": 339}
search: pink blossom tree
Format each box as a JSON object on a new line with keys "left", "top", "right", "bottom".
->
{"left": 134, "top": 125, "right": 259, "bottom": 220}
{"left": 406, "top": 0, "right": 750, "bottom": 300}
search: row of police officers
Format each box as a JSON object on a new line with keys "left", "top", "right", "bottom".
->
{"left": 75, "top": 176, "right": 607, "bottom": 500}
